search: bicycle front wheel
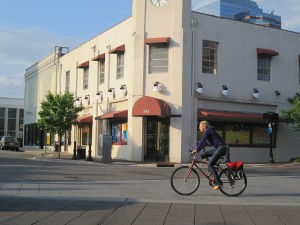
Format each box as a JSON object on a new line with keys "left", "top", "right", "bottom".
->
{"left": 170, "top": 166, "right": 200, "bottom": 195}
{"left": 219, "top": 168, "right": 247, "bottom": 197}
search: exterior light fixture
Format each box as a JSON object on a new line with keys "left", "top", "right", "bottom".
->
{"left": 84, "top": 95, "right": 90, "bottom": 105}
{"left": 221, "top": 85, "right": 229, "bottom": 96}
{"left": 253, "top": 88, "right": 260, "bottom": 99}
{"left": 275, "top": 90, "right": 281, "bottom": 96}
{"left": 196, "top": 83, "right": 204, "bottom": 94}
{"left": 120, "top": 85, "right": 127, "bottom": 96}
{"left": 96, "top": 91, "right": 102, "bottom": 101}
{"left": 153, "top": 81, "right": 163, "bottom": 92}
{"left": 108, "top": 88, "right": 115, "bottom": 98}
{"left": 75, "top": 97, "right": 82, "bottom": 107}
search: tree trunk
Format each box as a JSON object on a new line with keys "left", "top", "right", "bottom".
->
{"left": 58, "top": 133, "right": 62, "bottom": 159}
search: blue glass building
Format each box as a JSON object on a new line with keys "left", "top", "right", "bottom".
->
{"left": 193, "top": 0, "right": 281, "bottom": 29}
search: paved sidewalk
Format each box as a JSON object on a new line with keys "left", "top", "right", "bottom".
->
{"left": 1, "top": 196, "right": 299, "bottom": 225}
{"left": 1, "top": 149, "right": 299, "bottom": 225}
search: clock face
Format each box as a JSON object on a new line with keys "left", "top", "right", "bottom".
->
{"left": 150, "top": 0, "right": 167, "bottom": 6}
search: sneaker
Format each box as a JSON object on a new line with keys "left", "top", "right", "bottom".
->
{"left": 213, "top": 185, "right": 220, "bottom": 190}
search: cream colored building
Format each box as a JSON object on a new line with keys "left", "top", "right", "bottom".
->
{"left": 28, "top": 0, "right": 300, "bottom": 163}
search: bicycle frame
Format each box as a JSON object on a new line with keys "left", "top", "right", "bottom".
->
{"left": 188, "top": 152, "right": 225, "bottom": 184}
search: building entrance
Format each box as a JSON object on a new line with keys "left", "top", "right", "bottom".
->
{"left": 144, "top": 117, "right": 170, "bottom": 162}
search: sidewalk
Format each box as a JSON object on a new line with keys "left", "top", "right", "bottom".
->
{"left": 1, "top": 149, "right": 300, "bottom": 224}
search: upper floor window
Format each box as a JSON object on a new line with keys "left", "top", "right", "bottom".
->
{"left": 256, "top": 48, "right": 279, "bottom": 82}
{"left": 149, "top": 44, "right": 168, "bottom": 73}
{"left": 65, "top": 71, "right": 70, "bottom": 92}
{"left": 257, "top": 56, "right": 270, "bottom": 81}
{"left": 8, "top": 108, "right": 17, "bottom": 132}
{"left": 202, "top": 40, "right": 218, "bottom": 75}
{"left": 99, "top": 60, "right": 105, "bottom": 84}
{"left": 117, "top": 53, "right": 124, "bottom": 79}
{"left": 83, "top": 68, "right": 89, "bottom": 90}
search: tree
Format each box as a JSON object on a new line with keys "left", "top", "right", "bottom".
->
{"left": 282, "top": 94, "right": 300, "bottom": 133}
{"left": 38, "top": 92, "right": 84, "bottom": 158}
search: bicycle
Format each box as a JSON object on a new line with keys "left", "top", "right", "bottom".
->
{"left": 170, "top": 149, "right": 247, "bottom": 197}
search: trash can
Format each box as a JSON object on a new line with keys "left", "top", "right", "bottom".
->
{"left": 54, "top": 142, "right": 59, "bottom": 152}
{"left": 77, "top": 146, "right": 86, "bottom": 159}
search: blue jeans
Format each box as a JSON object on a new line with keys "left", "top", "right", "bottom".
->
{"left": 199, "top": 145, "right": 227, "bottom": 186}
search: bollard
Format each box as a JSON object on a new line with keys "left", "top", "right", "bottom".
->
{"left": 86, "top": 142, "right": 93, "bottom": 161}
{"left": 72, "top": 141, "right": 78, "bottom": 160}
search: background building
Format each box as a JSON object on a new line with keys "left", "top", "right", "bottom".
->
{"left": 23, "top": 47, "right": 68, "bottom": 149}
{"left": 0, "top": 97, "right": 24, "bottom": 140}
{"left": 193, "top": 0, "right": 281, "bottom": 28}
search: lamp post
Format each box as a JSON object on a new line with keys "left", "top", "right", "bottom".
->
{"left": 268, "top": 122, "right": 274, "bottom": 164}
{"left": 263, "top": 112, "right": 279, "bottom": 164}
{"left": 72, "top": 140, "right": 78, "bottom": 160}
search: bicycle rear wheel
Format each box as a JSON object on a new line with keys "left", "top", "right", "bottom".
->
{"left": 219, "top": 168, "right": 247, "bottom": 197}
{"left": 170, "top": 166, "right": 200, "bottom": 195}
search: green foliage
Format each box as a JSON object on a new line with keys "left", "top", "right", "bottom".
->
{"left": 282, "top": 94, "right": 300, "bottom": 133}
{"left": 38, "top": 92, "right": 84, "bottom": 136}
{"left": 289, "top": 157, "right": 300, "bottom": 163}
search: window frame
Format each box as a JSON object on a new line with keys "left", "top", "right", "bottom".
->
{"left": 99, "top": 60, "right": 105, "bottom": 84}
{"left": 116, "top": 53, "right": 124, "bottom": 79}
{"left": 148, "top": 44, "right": 169, "bottom": 74}
{"left": 83, "top": 68, "right": 89, "bottom": 90}
{"left": 202, "top": 40, "right": 218, "bottom": 75}
{"left": 65, "top": 71, "right": 70, "bottom": 92}
{"left": 257, "top": 55, "right": 271, "bottom": 81}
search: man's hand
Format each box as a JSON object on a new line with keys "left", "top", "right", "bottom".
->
{"left": 191, "top": 150, "right": 197, "bottom": 154}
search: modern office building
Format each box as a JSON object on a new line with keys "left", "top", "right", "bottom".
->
{"left": 0, "top": 97, "right": 24, "bottom": 139}
{"left": 25, "top": 0, "right": 300, "bottom": 163}
{"left": 193, "top": 0, "right": 281, "bottom": 28}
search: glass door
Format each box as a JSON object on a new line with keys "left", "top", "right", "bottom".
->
{"left": 144, "top": 117, "right": 170, "bottom": 162}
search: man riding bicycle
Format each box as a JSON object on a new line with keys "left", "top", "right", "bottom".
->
{"left": 192, "top": 121, "right": 227, "bottom": 190}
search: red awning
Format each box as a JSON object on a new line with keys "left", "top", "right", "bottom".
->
{"left": 76, "top": 115, "right": 93, "bottom": 123}
{"left": 108, "top": 44, "right": 125, "bottom": 54}
{"left": 132, "top": 96, "right": 171, "bottom": 117}
{"left": 92, "top": 53, "right": 105, "bottom": 61}
{"left": 199, "top": 110, "right": 264, "bottom": 122}
{"left": 77, "top": 61, "right": 89, "bottom": 68}
{"left": 257, "top": 48, "right": 279, "bottom": 57}
{"left": 95, "top": 110, "right": 128, "bottom": 120}
{"left": 145, "top": 37, "right": 171, "bottom": 45}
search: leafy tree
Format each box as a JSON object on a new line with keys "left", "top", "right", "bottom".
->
{"left": 38, "top": 92, "right": 84, "bottom": 158}
{"left": 282, "top": 94, "right": 300, "bottom": 133}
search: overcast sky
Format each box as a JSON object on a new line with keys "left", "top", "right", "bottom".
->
{"left": 0, "top": 0, "right": 299, "bottom": 99}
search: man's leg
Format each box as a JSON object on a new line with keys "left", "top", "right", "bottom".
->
{"left": 199, "top": 148, "right": 215, "bottom": 162}
{"left": 207, "top": 146, "right": 226, "bottom": 188}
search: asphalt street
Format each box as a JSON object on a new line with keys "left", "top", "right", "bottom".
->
{"left": 0, "top": 149, "right": 300, "bottom": 225}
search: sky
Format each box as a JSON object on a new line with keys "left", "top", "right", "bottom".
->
{"left": 0, "top": 0, "right": 300, "bottom": 99}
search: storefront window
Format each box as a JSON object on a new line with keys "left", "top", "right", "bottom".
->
{"left": 197, "top": 121, "right": 275, "bottom": 147}
{"left": 252, "top": 125, "right": 275, "bottom": 145}
{"left": 112, "top": 122, "right": 128, "bottom": 145}
{"left": 225, "top": 123, "right": 250, "bottom": 145}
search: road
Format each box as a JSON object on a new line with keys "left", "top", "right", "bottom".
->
{"left": 0, "top": 150, "right": 300, "bottom": 224}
